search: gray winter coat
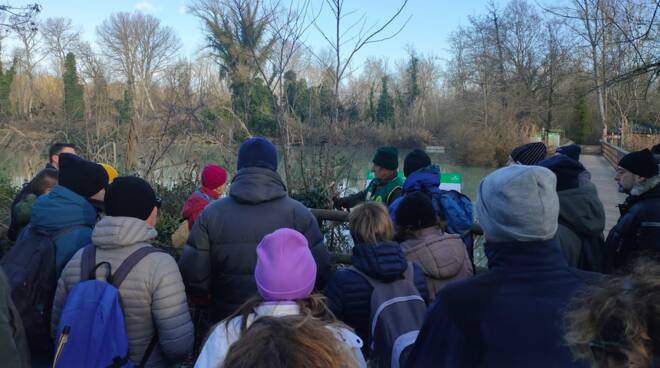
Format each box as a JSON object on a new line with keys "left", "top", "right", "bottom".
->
{"left": 556, "top": 182, "right": 606, "bottom": 271}
{"left": 51, "top": 216, "right": 194, "bottom": 367}
{"left": 178, "top": 167, "right": 331, "bottom": 322}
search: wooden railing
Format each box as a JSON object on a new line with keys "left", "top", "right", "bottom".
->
{"left": 310, "top": 208, "right": 487, "bottom": 269}
{"left": 601, "top": 140, "right": 629, "bottom": 168}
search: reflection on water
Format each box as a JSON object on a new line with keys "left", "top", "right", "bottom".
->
{"left": 1, "top": 145, "right": 494, "bottom": 200}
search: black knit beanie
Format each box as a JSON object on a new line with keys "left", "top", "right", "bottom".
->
{"left": 395, "top": 192, "right": 437, "bottom": 229}
{"left": 373, "top": 147, "right": 399, "bottom": 170}
{"left": 105, "top": 176, "right": 159, "bottom": 221}
{"left": 618, "top": 149, "right": 659, "bottom": 179}
{"left": 556, "top": 144, "right": 581, "bottom": 161}
{"left": 404, "top": 149, "right": 431, "bottom": 177}
{"left": 510, "top": 142, "right": 547, "bottom": 165}
{"left": 58, "top": 153, "right": 108, "bottom": 198}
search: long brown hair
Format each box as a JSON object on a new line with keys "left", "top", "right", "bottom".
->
{"left": 222, "top": 315, "right": 358, "bottom": 368}
{"left": 220, "top": 293, "right": 341, "bottom": 334}
{"left": 564, "top": 258, "right": 660, "bottom": 366}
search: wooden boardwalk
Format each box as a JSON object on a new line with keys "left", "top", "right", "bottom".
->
{"left": 580, "top": 154, "right": 626, "bottom": 234}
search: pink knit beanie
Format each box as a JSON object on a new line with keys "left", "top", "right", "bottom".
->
{"left": 255, "top": 228, "right": 317, "bottom": 301}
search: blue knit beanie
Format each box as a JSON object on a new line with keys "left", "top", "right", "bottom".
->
{"left": 237, "top": 137, "right": 278, "bottom": 171}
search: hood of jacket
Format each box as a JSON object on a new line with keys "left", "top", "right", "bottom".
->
{"left": 229, "top": 167, "right": 287, "bottom": 205}
{"left": 352, "top": 241, "right": 408, "bottom": 282}
{"left": 399, "top": 227, "right": 466, "bottom": 279}
{"left": 402, "top": 165, "right": 441, "bottom": 194}
{"left": 557, "top": 182, "right": 605, "bottom": 236}
{"left": 630, "top": 174, "right": 660, "bottom": 197}
{"left": 485, "top": 238, "right": 568, "bottom": 271}
{"left": 31, "top": 185, "right": 97, "bottom": 230}
{"left": 92, "top": 216, "right": 158, "bottom": 249}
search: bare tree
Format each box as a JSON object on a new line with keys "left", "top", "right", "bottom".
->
{"left": 0, "top": 3, "right": 40, "bottom": 33}
{"left": 13, "top": 24, "right": 47, "bottom": 121}
{"left": 314, "top": 0, "right": 410, "bottom": 125}
{"left": 41, "top": 17, "right": 81, "bottom": 75}
{"left": 96, "top": 12, "right": 182, "bottom": 171}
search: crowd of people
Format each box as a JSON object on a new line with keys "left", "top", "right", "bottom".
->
{"left": 0, "top": 137, "right": 658, "bottom": 367}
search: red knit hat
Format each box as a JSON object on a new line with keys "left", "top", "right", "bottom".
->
{"left": 201, "top": 164, "right": 228, "bottom": 190}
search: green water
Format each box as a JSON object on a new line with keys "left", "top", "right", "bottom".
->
{"left": 0, "top": 145, "right": 494, "bottom": 200}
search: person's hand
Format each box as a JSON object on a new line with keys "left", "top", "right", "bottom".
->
{"left": 332, "top": 196, "right": 346, "bottom": 210}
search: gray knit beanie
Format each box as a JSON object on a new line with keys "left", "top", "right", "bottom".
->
{"left": 476, "top": 165, "right": 559, "bottom": 242}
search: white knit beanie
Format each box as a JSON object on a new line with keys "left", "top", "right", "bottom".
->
{"left": 476, "top": 165, "right": 559, "bottom": 242}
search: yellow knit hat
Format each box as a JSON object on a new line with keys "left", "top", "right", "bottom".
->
{"left": 100, "top": 163, "right": 119, "bottom": 184}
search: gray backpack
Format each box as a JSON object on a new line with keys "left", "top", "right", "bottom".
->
{"left": 348, "top": 262, "right": 426, "bottom": 368}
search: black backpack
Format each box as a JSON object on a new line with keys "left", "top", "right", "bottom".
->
{"left": 0, "top": 225, "right": 88, "bottom": 355}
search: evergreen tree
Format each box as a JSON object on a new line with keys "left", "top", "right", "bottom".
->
{"left": 366, "top": 82, "right": 377, "bottom": 123}
{"left": 62, "top": 52, "right": 85, "bottom": 123}
{"left": 114, "top": 89, "right": 132, "bottom": 125}
{"left": 0, "top": 59, "right": 16, "bottom": 120}
{"left": 575, "top": 95, "right": 590, "bottom": 144}
{"left": 376, "top": 76, "right": 394, "bottom": 126}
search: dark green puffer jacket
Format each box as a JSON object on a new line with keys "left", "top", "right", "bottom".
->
{"left": 556, "top": 181, "right": 606, "bottom": 271}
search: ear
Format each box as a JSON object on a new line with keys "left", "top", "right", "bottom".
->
{"left": 146, "top": 207, "right": 158, "bottom": 227}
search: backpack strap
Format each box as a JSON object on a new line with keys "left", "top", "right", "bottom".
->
{"left": 138, "top": 334, "right": 159, "bottom": 368}
{"left": 111, "top": 246, "right": 163, "bottom": 288}
{"left": 52, "top": 224, "right": 93, "bottom": 241}
{"left": 80, "top": 245, "right": 97, "bottom": 282}
{"left": 193, "top": 190, "right": 214, "bottom": 203}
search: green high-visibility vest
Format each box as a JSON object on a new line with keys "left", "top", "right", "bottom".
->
{"left": 366, "top": 177, "right": 404, "bottom": 203}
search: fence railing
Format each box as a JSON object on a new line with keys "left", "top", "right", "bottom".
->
{"left": 601, "top": 140, "right": 629, "bottom": 168}
{"left": 310, "top": 208, "right": 488, "bottom": 270}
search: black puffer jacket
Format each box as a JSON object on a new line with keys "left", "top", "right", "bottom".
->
{"left": 324, "top": 241, "right": 429, "bottom": 352}
{"left": 178, "top": 167, "right": 331, "bottom": 322}
{"left": 605, "top": 175, "right": 660, "bottom": 273}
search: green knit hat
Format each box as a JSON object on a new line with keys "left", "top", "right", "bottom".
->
{"left": 372, "top": 146, "right": 399, "bottom": 170}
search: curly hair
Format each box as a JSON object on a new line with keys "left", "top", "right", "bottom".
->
{"left": 222, "top": 315, "right": 358, "bottom": 368}
{"left": 564, "top": 258, "right": 660, "bottom": 366}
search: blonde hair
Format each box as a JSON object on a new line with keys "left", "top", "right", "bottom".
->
{"left": 222, "top": 315, "right": 358, "bottom": 368}
{"left": 564, "top": 258, "right": 660, "bottom": 366}
{"left": 348, "top": 201, "right": 394, "bottom": 244}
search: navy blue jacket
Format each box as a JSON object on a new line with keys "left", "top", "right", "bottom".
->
{"left": 388, "top": 165, "right": 441, "bottom": 223}
{"left": 324, "top": 241, "right": 429, "bottom": 352}
{"left": 407, "top": 239, "right": 599, "bottom": 368}
{"left": 605, "top": 179, "right": 660, "bottom": 273}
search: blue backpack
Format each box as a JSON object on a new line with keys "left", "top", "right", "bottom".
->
{"left": 431, "top": 190, "right": 474, "bottom": 258}
{"left": 53, "top": 245, "right": 161, "bottom": 368}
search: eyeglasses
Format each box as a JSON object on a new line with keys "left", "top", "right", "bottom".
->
{"left": 590, "top": 340, "right": 631, "bottom": 367}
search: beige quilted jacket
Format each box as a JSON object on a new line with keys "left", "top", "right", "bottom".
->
{"left": 399, "top": 227, "right": 474, "bottom": 300}
{"left": 51, "top": 216, "right": 193, "bottom": 367}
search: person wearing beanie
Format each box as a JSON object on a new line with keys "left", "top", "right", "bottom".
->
{"left": 537, "top": 155, "right": 606, "bottom": 271}
{"left": 324, "top": 202, "right": 429, "bottom": 355}
{"left": 333, "top": 146, "right": 404, "bottom": 209}
{"left": 100, "top": 164, "right": 119, "bottom": 184}
{"left": 181, "top": 164, "right": 228, "bottom": 231}
{"left": 7, "top": 143, "right": 76, "bottom": 240}
{"left": 179, "top": 138, "right": 331, "bottom": 324}
{"left": 394, "top": 192, "right": 473, "bottom": 301}
{"left": 507, "top": 142, "right": 547, "bottom": 166}
{"left": 52, "top": 176, "right": 194, "bottom": 367}
{"left": 388, "top": 151, "right": 474, "bottom": 252}
{"left": 26, "top": 154, "right": 108, "bottom": 275}
{"left": 195, "top": 228, "right": 366, "bottom": 368}
{"left": 407, "top": 165, "right": 600, "bottom": 368}
{"left": 556, "top": 144, "right": 581, "bottom": 161}
{"left": 652, "top": 143, "right": 660, "bottom": 164}
{"left": 605, "top": 149, "right": 660, "bottom": 273}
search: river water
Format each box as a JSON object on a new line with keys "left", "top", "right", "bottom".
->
{"left": 1, "top": 145, "right": 494, "bottom": 201}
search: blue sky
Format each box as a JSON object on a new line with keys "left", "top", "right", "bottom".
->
{"left": 24, "top": 0, "right": 489, "bottom": 68}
